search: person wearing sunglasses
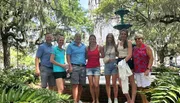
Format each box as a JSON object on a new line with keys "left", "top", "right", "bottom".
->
{"left": 133, "top": 33, "right": 153, "bottom": 103}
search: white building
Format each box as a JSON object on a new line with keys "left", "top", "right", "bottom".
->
{"left": 88, "top": 0, "right": 120, "bottom": 45}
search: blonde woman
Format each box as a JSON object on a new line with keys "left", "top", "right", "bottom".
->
{"left": 104, "top": 33, "right": 118, "bottom": 103}
{"left": 133, "top": 33, "right": 153, "bottom": 103}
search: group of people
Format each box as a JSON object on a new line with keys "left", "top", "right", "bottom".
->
{"left": 35, "top": 29, "right": 153, "bottom": 103}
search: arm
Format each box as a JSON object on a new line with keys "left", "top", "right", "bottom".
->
{"left": 66, "top": 44, "right": 72, "bottom": 73}
{"left": 99, "top": 46, "right": 105, "bottom": 58}
{"left": 50, "top": 54, "right": 68, "bottom": 69}
{"left": 146, "top": 46, "right": 153, "bottom": 69}
{"left": 125, "top": 40, "right": 132, "bottom": 62}
{"left": 35, "top": 45, "right": 43, "bottom": 76}
{"left": 116, "top": 41, "right": 119, "bottom": 57}
{"left": 35, "top": 57, "right": 40, "bottom": 76}
{"left": 85, "top": 47, "right": 88, "bottom": 59}
{"left": 144, "top": 45, "right": 153, "bottom": 76}
{"left": 66, "top": 54, "right": 72, "bottom": 73}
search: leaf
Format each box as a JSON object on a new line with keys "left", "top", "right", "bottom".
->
{"left": 151, "top": 92, "right": 167, "bottom": 96}
{"left": 151, "top": 95, "right": 165, "bottom": 99}
{"left": 19, "top": 89, "right": 32, "bottom": 101}
{"left": 14, "top": 88, "right": 22, "bottom": 101}
{"left": 7, "top": 87, "right": 15, "bottom": 102}
{"left": 30, "top": 95, "right": 45, "bottom": 102}
{"left": 165, "top": 95, "right": 176, "bottom": 103}
{"left": 1, "top": 88, "right": 6, "bottom": 103}
{"left": 25, "top": 90, "right": 36, "bottom": 101}
{"left": 167, "top": 91, "right": 177, "bottom": 100}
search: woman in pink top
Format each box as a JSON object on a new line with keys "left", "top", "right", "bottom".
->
{"left": 86, "top": 34, "right": 104, "bottom": 103}
{"left": 133, "top": 34, "right": 153, "bottom": 103}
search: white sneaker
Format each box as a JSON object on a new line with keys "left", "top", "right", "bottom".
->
{"left": 114, "top": 98, "right": 118, "bottom": 103}
{"left": 78, "top": 100, "right": 83, "bottom": 103}
{"left": 108, "top": 98, "right": 112, "bottom": 103}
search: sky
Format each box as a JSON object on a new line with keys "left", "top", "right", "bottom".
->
{"left": 80, "top": 0, "right": 88, "bottom": 9}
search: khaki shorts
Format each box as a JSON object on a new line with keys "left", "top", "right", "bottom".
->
{"left": 71, "top": 65, "right": 86, "bottom": 85}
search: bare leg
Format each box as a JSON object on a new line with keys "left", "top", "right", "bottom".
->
{"left": 72, "top": 84, "right": 79, "bottom": 103}
{"left": 94, "top": 75, "right": 100, "bottom": 103}
{"left": 129, "top": 74, "right": 137, "bottom": 102}
{"left": 105, "top": 75, "right": 111, "bottom": 99}
{"left": 118, "top": 76, "right": 133, "bottom": 103}
{"left": 77, "top": 84, "right": 83, "bottom": 102}
{"left": 88, "top": 76, "right": 96, "bottom": 103}
{"left": 124, "top": 93, "right": 132, "bottom": 103}
{"left": 138, "top": 87, "right": 149, "bottom": 103}
{"left": 56, "top": 78, "right": 65, "bottom": 94}
{"left": 112, "top": 74, "right": 118, "bottom": 98}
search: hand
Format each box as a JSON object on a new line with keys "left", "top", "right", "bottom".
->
{"left": 67, "top": 66, "right": 72, "bottom": 73}
{"left": 144, "top": 69, "right": 150, "bottom": 76}
{"left": 63, "top": 64, "right": 69, "bottom": 69}
{"left": 35, "top": 69, "right": 40, "bottom": 76}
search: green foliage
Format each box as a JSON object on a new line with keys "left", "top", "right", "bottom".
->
{"left": 0, "top": 85, "right": 72, "bottom": 103}
{"left": 10, "top": 48, "right": 34, "bottom": 67}
{"left": 0, "top": 68, "right": 38, "bottom": 88}
{"left": 145, "top": 67, "right": 180, "bottom": 103}
{"left": 0, "top": 0, "right": 94, "bottom": 68}
{"left": 94, "top": 0, "right": 180, "bottom": 64}
{"left": 152, "top": 65, "right": 180, "bottom": 72}
{"left": 0, "top": 68, "right": 72, "bottom": 103}
{"left": 143, "top": 23, "right": 180, "bottom": 63}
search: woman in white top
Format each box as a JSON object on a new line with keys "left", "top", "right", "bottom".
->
{"left": 117, "top": 29, "right": 137, "bottom": 103}
{"left": 104, "top": 33, "right": 118, "bottom": 103}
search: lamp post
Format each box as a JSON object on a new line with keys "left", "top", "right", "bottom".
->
{"left": 113, "top": 8, "right": 132, "bottom": 30}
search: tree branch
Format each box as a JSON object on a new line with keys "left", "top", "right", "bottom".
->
{"left": 159, "top": 15, "right": 180, "bottom": 24}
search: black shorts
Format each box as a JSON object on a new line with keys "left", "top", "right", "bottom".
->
{"left": 117, "top": 58, "right": 134, "bottom": 69}
{"left": 53, "top": 72, "right": 67, "bottom": 79}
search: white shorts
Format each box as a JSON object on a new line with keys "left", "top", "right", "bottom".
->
{"left": 134, "top": 73, "right": 151, "bottom": 88}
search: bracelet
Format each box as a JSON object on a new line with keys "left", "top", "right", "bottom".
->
{"left": 147, "top": 68, "right": 150, "bottom": 70}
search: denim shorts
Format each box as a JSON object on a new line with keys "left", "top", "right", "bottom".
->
{"left": 86, "top": 67, "right": 101, "bottom": 76}
{"left": 104, "top": 61, "right": 118, "bottom": 75}
{"left": 40, "top": 66, "right": 56, "bottom": 88}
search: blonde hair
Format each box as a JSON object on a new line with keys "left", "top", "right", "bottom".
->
{"left": 134, "top": 33, "right": 144, "bottom": 39}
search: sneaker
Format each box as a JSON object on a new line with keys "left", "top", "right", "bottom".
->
{"left": 108, "top": 98, "right": 112, "bottom": 103}
{"left": 114, "top": 98, "right": 118, "bottom": 103}
{"left": 78, "top": 100, "right": 83, "bottom": 103}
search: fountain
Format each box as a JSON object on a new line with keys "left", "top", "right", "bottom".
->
{"left": 113, "top": 8, "right": 132, "bottom": 30}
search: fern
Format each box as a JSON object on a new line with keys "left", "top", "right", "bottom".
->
{"left": 145, "top": 71, "right": 180, "bottom": 103}
{"left": 0, "top": 86, "right": 73, "bottom": 103}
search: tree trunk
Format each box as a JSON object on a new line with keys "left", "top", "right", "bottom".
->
{"left": 2, "top": 38, "right": 10, "bottom": 68}
{"left": 158, "top": 50, "right": 165, "bottom": 64}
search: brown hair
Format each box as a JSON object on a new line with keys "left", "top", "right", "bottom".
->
{"left": 89, "top": 34, "right": 96, "bottom": 46}
{"left": 105, "top": 33, "right": 117, "bottom": 53}
{"left": 119, "top": 29, "right": 128, "bottom": 49}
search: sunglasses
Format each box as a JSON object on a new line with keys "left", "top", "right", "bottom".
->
{"left": 135, "top": 38, "right": 142, "bottom": 40}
